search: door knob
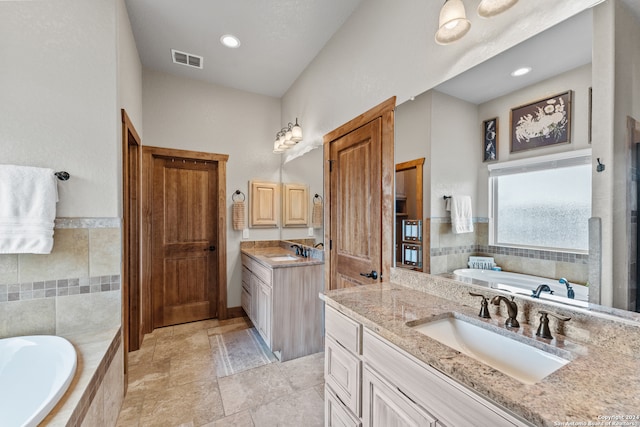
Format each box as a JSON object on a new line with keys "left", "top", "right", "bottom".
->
{"left": 204, "top": 245, "right": 216, "bottom": 252}
{"left": 360, "top": 270, "right": 378, "bottom": 280}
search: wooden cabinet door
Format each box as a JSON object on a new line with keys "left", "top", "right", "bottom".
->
{"left": 151, "top": 156, "right": 219, "bottom": 328}
{"left": 326, "top": 385, "right": 362, "bottom": 427}
{"left": 250, "top": 274, "right": 259, "bottom": 326}
{"left": 325, "top": 336, "right": 361, "bottom": 416}
{"left": 363, "top": 366, "right": 436, "bottom": 427}
{"left": 282, "top": 183, "right": 309, "bottom": 227}
{"left": 250, "top": 180, "right": 279, "bottom": 227}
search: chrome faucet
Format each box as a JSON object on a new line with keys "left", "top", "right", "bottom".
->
{"left": 491, "top": 295, "right": 520, "bottom": 328}
{"left": 558, "top": 278, "right": 575, "bottom": 299}
{"left": 531, "top": 284, "right": 554, "bottom": 298}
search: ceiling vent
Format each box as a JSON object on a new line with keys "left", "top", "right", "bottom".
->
{"left": 171, "top": 49, "right": 203, "bottom": 69}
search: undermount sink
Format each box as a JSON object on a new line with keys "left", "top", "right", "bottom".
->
{"left": 409, "top": 315, "right": 570, "bottom": 384}
{"left": 267, "top": 255, "right": 299, "bottom": 262}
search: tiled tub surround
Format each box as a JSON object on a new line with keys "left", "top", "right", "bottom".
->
{"left": 324, "top": 269, "right": 640, "bottom": 425}
{"left": 429, "top": 218, "right": 589, "bottom": 284}
{"left": 0, "top": 218, "right": 124, "bottom": 425}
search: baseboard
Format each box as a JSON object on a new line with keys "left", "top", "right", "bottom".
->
{"left": 225, "top": 306, "right": 246, "bottom": 319}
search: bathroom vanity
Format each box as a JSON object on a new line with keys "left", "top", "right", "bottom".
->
{"left": 323, "top": 269, "right": 640, "bottom": 426}
{"left": 241, "top": 243, "right": 324, "bottom": 361}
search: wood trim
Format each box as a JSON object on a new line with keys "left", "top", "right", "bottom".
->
{"left": 324, "top": 96, "right": 396, "bottom": 289}
{"left": 140, "top": 145, "right": 230, "bottom": 333}
{"left": 226, "top": 306, "right": 246, "bottom": 319}
{"left": 396, "top": 158, "right": 427, "bottom": 272}
{"left": 121, "top": 109, "right": 141, "bottom": 362}
{"left": 323, "top": 97, "right": 397, "bottom": 144}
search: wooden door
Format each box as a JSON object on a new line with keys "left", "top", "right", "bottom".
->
{"left": 331, "top": 119, "right": 382, "bottom": 289}
{"left": 151, "top": 156, "right": 219, "bottom": 327}
{"left": 324, "top": 97, "right": 396, "bottom": 290}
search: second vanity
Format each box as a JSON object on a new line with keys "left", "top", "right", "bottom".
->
{"left": 323, "top": 269, "right": 640, "bottom": 427}
{"left": 241, "top": 241, "right": 324, "bottom": 361}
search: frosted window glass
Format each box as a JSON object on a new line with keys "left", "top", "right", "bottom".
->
{"left": 495, "top": 164, "right": 591, "bottom": 251}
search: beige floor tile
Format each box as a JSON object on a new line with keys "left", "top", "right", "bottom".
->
{"left": 139, "top": 378, "right": 224, "bottom": 426}
{"left": 169, "top": 351, "right": 219, "bottom": 387}
{"left": 277, "top": 351, "right": 324, "bottom": 391}
{"left": 207, "top": 322, "right": 251, "bottom": 337}
{"left": 153, "top": 329, "right": 211, "bottom": 360}
{"left": 218, "top": 363, "right": 294, "bottom": 416}
{"left": 200, "top": 410, "right": 254, "bottom": 427}
{"left": 127, "top": 358, "right": 171, "bottom": 394}
{"left": 249, "top": 387, "right": 324, "bottom": 427}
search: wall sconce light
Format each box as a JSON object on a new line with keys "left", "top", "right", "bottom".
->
{"left": 273, "top": 118, "right": 303, "bottom": 153}
{"left": 435, "top": 0, "right": 518, "bottom": 45}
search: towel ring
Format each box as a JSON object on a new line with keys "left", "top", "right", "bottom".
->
{"left": 443, "top": 195, "right": 452, "bottom": 200}
{"left": 313, "top": 194, "right": 323, "bottom": 205}
{"left": 232, "top": 190, "right": 245, "bottom": 202}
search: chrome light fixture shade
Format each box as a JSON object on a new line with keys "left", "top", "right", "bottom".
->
{"left": 477, "top": 0, "right": 518, "bottom": 18}
{"left": 290, "top": 118, "right": 303, "bottom": 142}
{"left": 435, "top": 0, "right": 471, "bottom": 45}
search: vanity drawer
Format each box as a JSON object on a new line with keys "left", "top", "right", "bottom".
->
{"left": 362, "top": 329, "right": 529, "bottom": 427}
{"left": 325, "top": 384, "right": 362, "bottom": 427}
{"left": 325, "top": 335, "right": 361, "bottom": 417}
{"left": 242, "top": 266, "right": 251, "bottom": 290}
{"left": 326, "top": 305, "right": 361, "bottom": 355}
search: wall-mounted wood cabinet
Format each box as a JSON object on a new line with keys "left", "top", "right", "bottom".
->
{"left": 282, "top": 183, "right": 309, "bottom": 227}
{"left": 249, "top": 180, "right": 279, "bottom": 227}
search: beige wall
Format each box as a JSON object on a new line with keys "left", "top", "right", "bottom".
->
{"left": 141, "top": 68, "right": 282, "bottom": 307}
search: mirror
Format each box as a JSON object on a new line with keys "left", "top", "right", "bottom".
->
{"left": 395, "top": 158, "right": 426, "bottom": 272}
{"left": 394, "top": 5, "right": 640, "bottom": 315}
{"left": 280, "top": 146, "right": 324, "bottom": 244}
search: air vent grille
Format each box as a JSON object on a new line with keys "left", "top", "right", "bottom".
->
{"left": 171, "top": 49, "right": 203, "bottom": 69}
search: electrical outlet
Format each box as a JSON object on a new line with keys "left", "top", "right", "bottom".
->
{"left": 308, "top": 227, "right": 314, "bottom": 237}
{"left": 242, "top": 228, "right": 249, "bottom": 239}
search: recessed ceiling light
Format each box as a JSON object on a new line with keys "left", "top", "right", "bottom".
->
{"left": 511, "top": 67, "right": 532, "bottom": 77}
{"left": 220, "top": 34, "right": 241, "bottom": 48}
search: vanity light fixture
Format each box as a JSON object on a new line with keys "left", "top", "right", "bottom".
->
{"left": 435, "top": 0, "right": 519, "bottom": 45}
{"left": 511, "top": 66, "right": 532, "bottom": 77}
{"left": 273, "top": 119, "right": 303, "bottom": 153}
{"left": 435, "top": 0, "right": 471, "bottom": 45}
{"left": 220, "top": 34, "right": 241, "bottom": 48}
{"left": 477, "top": 0, "right": 519, "bottom": 18}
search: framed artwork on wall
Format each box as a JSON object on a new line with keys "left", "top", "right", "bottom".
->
{"left": 482, "top": 117, "right": 498, "bottom": 162}
{"left": 510, "top": 90, "right": 572, "bottom": 153}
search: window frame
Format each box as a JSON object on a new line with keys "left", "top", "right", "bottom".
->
{"left": 487, "top": 148, "right": 592, "bottom": 254}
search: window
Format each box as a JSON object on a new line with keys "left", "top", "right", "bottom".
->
{"left": 488, "top": 150, "right": 592, "bottom": 253}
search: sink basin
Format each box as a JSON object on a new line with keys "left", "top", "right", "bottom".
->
{"left": 410, "top": 316, "right": 570, "bottom": 384}
{"left": 267, "top": 255, "right": 299, "bottom": 262}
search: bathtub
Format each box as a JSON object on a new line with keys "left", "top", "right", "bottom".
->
{"left": 0, "top": 335, "right": 77, "bottom": 427}
{"left": 452, "top": 269, "right": 589, "bottom": 307}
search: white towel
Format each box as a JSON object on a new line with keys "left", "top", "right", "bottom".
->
{"left": 0, "top": 165, "right": 58, "bottom": 254}
{"left": 451, "top": 195, "right": 473, "bottom": 234}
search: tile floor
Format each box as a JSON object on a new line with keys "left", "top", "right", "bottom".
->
{"left": 116, "top": 317, "right": 325, "bottom": 426}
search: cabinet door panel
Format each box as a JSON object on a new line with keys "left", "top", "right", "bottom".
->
{"left": 326, "top": 385, "right": 362, "bottom": 427}
{"left": 363, "top": 366, "right": 436, "bottom": 427}
{"left": 257, "top": 281, "right": 272, "bottom": 345}
{"left": 326, "top": 336, "right": 361, "bottom": 416}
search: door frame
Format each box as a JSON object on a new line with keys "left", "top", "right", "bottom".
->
{"left": 323, "top": 97, "right": 396, "bottom": 290}
{"left": 141, "top": 145, "right": 229, "bottom": 334}
{"left": 395, "top": 158, "right": 428, "bottom": 273}
{"left": 121, "top": 109, "right": 141, "bottom": 360}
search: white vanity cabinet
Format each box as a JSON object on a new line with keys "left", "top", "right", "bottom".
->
{"left": 324, "top": 305, "right": 532, "bottom": 427}
{"left": 241, "top": 253, "right": 324, "bottom": 361}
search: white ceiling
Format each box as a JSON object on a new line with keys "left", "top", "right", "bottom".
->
{"left": 126, "top": 1, "right": 640, "bottom": 102}
{"left": 125, "top": 0, "right": 364, "bottom": 98}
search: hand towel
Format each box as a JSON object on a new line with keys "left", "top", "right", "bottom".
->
{"left": 312, "top": 202, "right": 323, "bottom": 229}
{"left": 0, "top": 165, "right": 58, "bottom": 254}
{"left": 232, "top": 201, "right": 246, "bottom": 231}
{"left": 451, "top": 195, "right": 473, "bottom": 234}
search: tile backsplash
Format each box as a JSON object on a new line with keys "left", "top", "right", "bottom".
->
{"left": 0, "top": 218, "right": 122, "bottom": 338}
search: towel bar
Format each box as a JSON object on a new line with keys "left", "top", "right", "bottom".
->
{"left": 54, "top": 171, "right": 70, "bottom": 181}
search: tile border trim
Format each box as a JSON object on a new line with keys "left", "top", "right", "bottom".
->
{"left": 55, "top": 217, "right": 122, "bottom": 229}
{"left": 0, "top": 275, "right": 121, "bottom": 303}
{"left": 430, "top": 244, "right": 588, "bottom": 265}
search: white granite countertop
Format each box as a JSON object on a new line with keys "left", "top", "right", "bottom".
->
{"left": 241, "top": 246, "right": 324, "bottom": 269}
{"left": 323, "top": 281, "right": 640, "bottom": 427}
